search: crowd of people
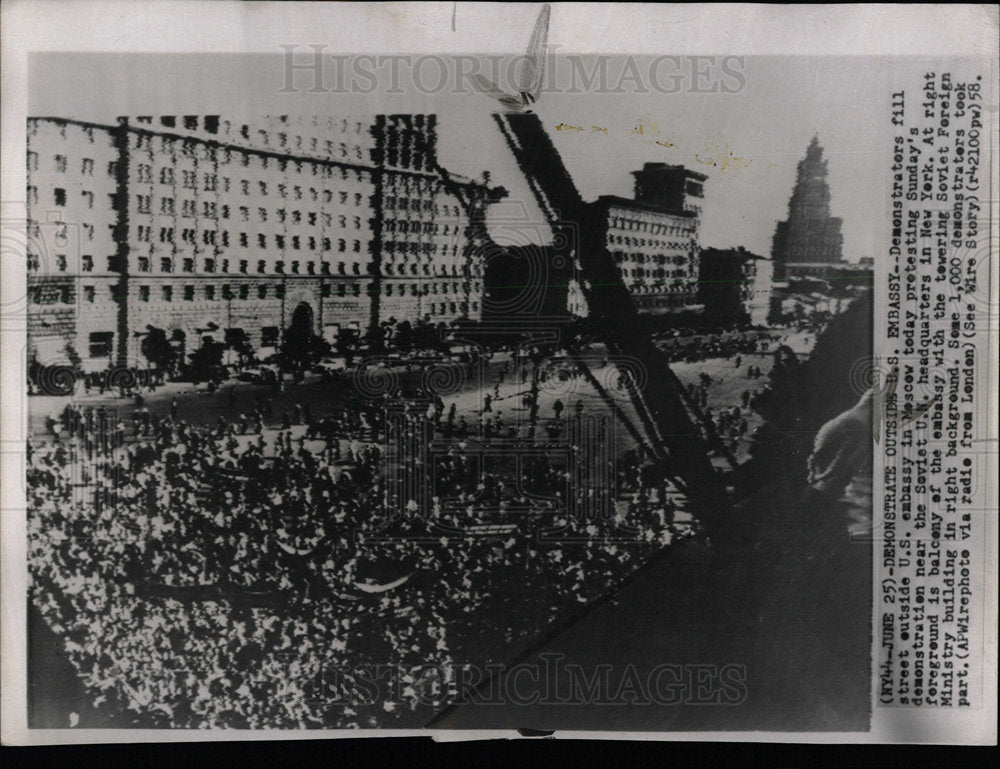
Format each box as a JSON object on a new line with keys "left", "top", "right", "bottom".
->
{"left": 28, "top": 362, "right": 170, "bottom": 398}
{"left": 654, "top": 330, "right": 781, "bottom": 364}
{"left": 29, "top": 319, "right": 837, "bottom": 728}
{"left": 29, "top": 380, "right": 691, "bottom": 728}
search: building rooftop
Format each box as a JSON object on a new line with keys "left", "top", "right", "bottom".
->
{"left": 701, "top": 246, "right": 769, "bottom": 260}
{"left": 591, "top": 194, "right": 698, "bottom": 218}
{"left": 631, "top": 162, "right": 709, "bottom": 182}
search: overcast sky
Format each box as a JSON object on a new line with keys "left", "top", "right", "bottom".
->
{"left": 29, "top": 53, "right": 940, "bottom": 260}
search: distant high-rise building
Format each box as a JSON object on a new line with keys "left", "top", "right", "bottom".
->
{"left": 771, "top": 136, "right": 843, "bottom": 281}
{"left": 579, "top": 163, "right": 707, "bottom": 316}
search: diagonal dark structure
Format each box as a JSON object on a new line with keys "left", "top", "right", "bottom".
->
{"left": 492, "top": 112, "right": 732, "bottom": 529}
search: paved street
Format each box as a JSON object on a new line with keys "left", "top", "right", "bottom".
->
{"left": 29, "top": 328, "right": 818, "bottom": 470}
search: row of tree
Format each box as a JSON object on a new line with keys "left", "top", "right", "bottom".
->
{"left": 31, "top": 316, "right": 476, "bottom": 395}
{"left": 141, "top": 316, "right": 456, "bottom": 381}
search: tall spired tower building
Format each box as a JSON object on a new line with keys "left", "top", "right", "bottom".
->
{"left": 771, "top": 136, "right": 843, "bottom": 280}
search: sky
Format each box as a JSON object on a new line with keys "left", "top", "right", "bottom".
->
{"left": 28, "top": 53, "right": 915, "bottom": 261}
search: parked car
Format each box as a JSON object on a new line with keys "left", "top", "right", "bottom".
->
{"left": 314, "top": 357, "right": 348, "bottom": 375}
{"left": 238, "top": 364, "right": 280, "bottom": 383}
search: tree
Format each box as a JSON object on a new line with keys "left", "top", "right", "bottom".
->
{"left": 281, "top": 327, "right": 307, "bottom": 371}
{"left": 140, "top": 326, "right": 177, "bottom": 371}
{"left": 311, "top": 334, "right": 333, "bottom": 358}
{"left": 334, "top": 327, "right": 359, "bottom": 365}
{"left": 188, "top": 338, "right": 225, "bottom": 383}
{"left": 393, "top": 320, "right": 414, "bottom": 353}
{"left": 64, "top": 341, "right": 83, "bottom": 372}
{"left": 225, "top": 328, "right": 255, "bottom": 366}
{"left": 281, "top": 325, "right": 330, "bottom": 371}
{"left": 412, "top": 318, "right": 437, "bottom": 352}
{"left": 364, "top": 323, "right": 386, "bottom": 354}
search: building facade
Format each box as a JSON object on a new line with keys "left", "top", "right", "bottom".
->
{"left": 770, "top": 136, "right": 844, "bottom": 281}
{"left": 697, "top": 247, "right": 767, "bottom": 326}
{"left": 26, "top": 114, "right": 496, "bottom": 372}
{"left": 747, "top": 255, "right": 774, "bottom": 327}
{"left": 581, "top": 163, "right": 707, "bottom": 316}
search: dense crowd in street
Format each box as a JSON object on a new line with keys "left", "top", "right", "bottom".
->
{"left": 28, "top": 381, "right": 689, "bottom": 728}
{"left": 655, "top": 330, "right": 782, "bottom": 364}
{"left": 26, "top": 318, "right": 836, "bottom": 728}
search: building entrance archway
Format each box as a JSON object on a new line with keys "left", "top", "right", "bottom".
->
{"left": 290, "top": 302, "right": 314, "bottom": 338}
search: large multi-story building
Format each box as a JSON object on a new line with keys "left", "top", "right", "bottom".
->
{"left": 698, "top": 248, "right": 760, "bottom": 324}
{"left": 26, "top": 114, "right": 497, "bottom": 371}
{"left": 770, "top": 136, "right": 844, "bottom": 281}
{"left": 578, "top": 163, "right": 707, "bottom": 316}
{"left": 697, "top": 246, "right": 768, "bottom": 326}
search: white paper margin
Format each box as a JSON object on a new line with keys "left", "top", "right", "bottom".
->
{"left": 2, "top": 1, "right": 997, "bottom": 746}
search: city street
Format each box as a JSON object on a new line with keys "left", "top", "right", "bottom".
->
{"left": 29, "top": 328, "right": 819, "bottom": 470}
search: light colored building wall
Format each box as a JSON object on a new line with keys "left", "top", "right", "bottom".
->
{"left": 748, "top": 257, "right": 773, "bottom": 327}
{"left": 27, "top": 114, "right": 496, "bottom": 372}
{"left": 604, "top": 202, "right": 700, "bottom": 313}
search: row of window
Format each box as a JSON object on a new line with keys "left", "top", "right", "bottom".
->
{"left": 133, "top": 154, "right": 372, "bottom": 189}
{"left": 382, "top": 281, "right": 477, "bottom": 297}
{"left": 31, "top": 186, "right": 462, "bottom": 237}
{"left": 24, "top": 221, "right": 98, "bottom": 241}
{"left": 30, "top": 284, "right": 73, "bottom": 304}
{"left": 97, "top": 254, "right": 371, "bottom": 276}
{"left": 384, "top": 196, "right": 458, "bottom": 215}
{"left": 227, "top": 118, "right": 368, "bottom": 143}
{"left": 129, "top": 194, "right": 462, "bottom": 224}
{"left": 32, "top": 147, "right": 386, "bottom": 189}
{"left": 609, "top": 216, "right": 694, "bottom": 236}
{"left": 411, "top": 301, "right": 473, "bottom": 316}
{"left": 84, "top": 283, "right": 366, "bottom": 304}
{"left": 133, "top": 194, "right": 371, "bottom": 219}
{"left": 130, "top": 132, "right": 374, "bottom": 172}
{"left": 385, "top": 219, "right": 461, "bottom": 235}
{"left": 34, "top": 277, "right": 484, "bottom": 306}
{"left": 72, "top": 279, "right": 481, "bottom": 304}
{"left": 637, "top": 294, "right": 693, "bottom": 307}
{"left": 132, "top": 225, "right": 370, "bottom": 255}
{"left": 136, "top": 233, "right": 457, "bottom": 259}
{"left": 135, "top": 222, "right": 368, "bottom": 249}
{"left": 381, "top": 150, "right": 429, "bottom": 172}
{"left": 39, "top": 245, "right": 466, "bottom": 278}
{"left": 28, "top": 122, "right": 104, "bottom": 144}
{"left": 27, "top": 153, "right": 97, "bottom": 175}
{"left": 30, "top": 120, "right": 457, "bottom": 188}
{"left": 231, "top": 128, "right": 370, "bottom": 157}
{"left": 627, "top": 281, "right": 696, "bottom": 294}
{"left": 624, "top": 268, "right": 692, "bottom": 279}
{"left": 608, "top": 233, "right": 693, "bottom": 250}
{"left": 45, "top": 247, "right": 467, "bottom": 277}
{"left": 69, "top": 255, "right": 471, "bottom": 279}
{"left": 384, "top": 240, "right": 459, "bottom": 257}
{"left": 613, "top": 252, "right": 692, "bottom": 266}
{"left": 383, "top": 262, "right": 473, "bottom": 278}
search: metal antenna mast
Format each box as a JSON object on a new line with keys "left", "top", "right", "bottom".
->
{"left": 491, "top": 112, "right": 733, "bottom": 528}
